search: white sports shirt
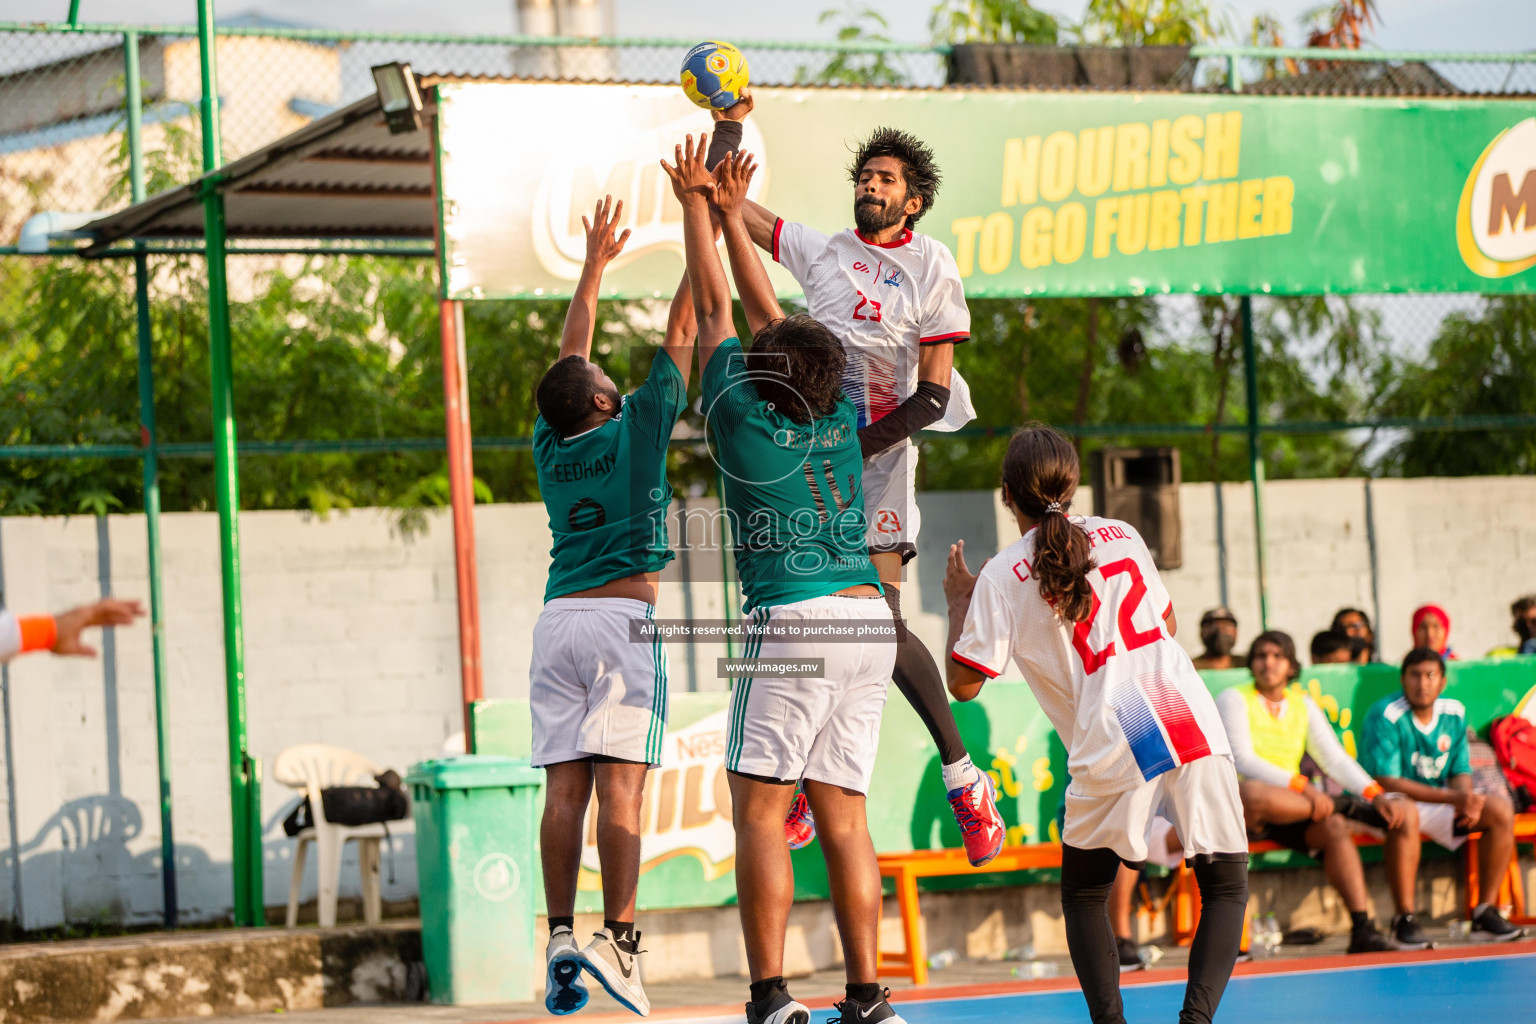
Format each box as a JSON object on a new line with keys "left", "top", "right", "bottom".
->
{"left": 952, "top": 516, "right": 1230, "bottom": 797}
{"left": 772, "top": 220, "right": 976, "bottom": 433}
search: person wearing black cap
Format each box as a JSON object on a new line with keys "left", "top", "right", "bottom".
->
{"left": 1193, "top": 607, "right": 1239, "bottom": 670}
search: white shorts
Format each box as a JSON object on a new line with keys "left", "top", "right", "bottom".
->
{"left": 1064, "top": 755, "right": 1248, "bottom": 864}
{"left": 724, "top": 594, "right": 897, "bottom": 794}
{"left": 529, "top": 598, "right": 667, "bottom": 768}
{"left": 1358, "top": 800, "right": 1470, "bottom": 851}
{"left": 863, "top": 443, "right": 919, "bottom": 556}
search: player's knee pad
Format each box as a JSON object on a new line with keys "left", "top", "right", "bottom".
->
{"left": 1191, "top": 853, "right": 1248, "bottom": 904}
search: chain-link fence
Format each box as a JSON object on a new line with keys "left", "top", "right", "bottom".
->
{"left": 3, "top": 24, "right": 1534, "bottom": 518}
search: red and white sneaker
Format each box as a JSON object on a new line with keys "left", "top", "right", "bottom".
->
{"left": 784, "top": 788, "right": 817, "bottom": 850}
{"left": 947, "top": 772, "right": 1005, "bottom": 867}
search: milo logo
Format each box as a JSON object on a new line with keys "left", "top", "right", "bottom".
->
{"left": 531, "top": 108, "right": 768, "bottom": 279}
{"left": 1458, "top": 117, "right": 1536, "bottom": 278}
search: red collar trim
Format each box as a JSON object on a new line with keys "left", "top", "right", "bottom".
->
{"left": 855, "top": 227, "right": 913, "bottom": 249}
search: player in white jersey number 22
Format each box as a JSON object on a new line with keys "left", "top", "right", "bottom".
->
{"left": 943, "top": 424, "right": 1249, "bottom": 1024}
{"left": 711, "top": 102, "right": 1005, "bottom": 866}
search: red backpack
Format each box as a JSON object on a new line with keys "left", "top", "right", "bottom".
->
{"left": 1490, "top": 715, "right": 1536, "bottom": 812}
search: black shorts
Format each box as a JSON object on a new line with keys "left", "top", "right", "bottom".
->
{"left": 1248, "top": 791, "right": 1388, "bottom": 855}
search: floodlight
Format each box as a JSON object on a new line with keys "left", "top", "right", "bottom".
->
{"left": 371, "top": 62, "right": 423, "bottom": 135}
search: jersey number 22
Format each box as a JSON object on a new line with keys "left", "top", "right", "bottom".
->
{"left": 1070, "top": 558, "right": 1163, "bottom": 674}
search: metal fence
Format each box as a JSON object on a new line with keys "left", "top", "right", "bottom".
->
{"left": 3, "top": 22, "right": 1534, "bottom": 494}
{"left": 4, "top": 24, "right": 1536, "bottom": 233}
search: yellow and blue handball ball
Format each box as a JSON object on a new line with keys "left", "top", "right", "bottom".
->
{"left": 680, "top": 40, "right": 749, "bottom": 110}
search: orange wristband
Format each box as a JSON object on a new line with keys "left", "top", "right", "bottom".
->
{"left": 18, "top": 615, "right": 57, "bottom": 653}
{"left": 1362, "top": 782, "right": 1384, "bottom": 801}
{"left": 1287, "top": 774, "right": 1309, "bottom": 792}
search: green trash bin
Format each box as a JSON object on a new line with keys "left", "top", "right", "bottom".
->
{"left": 406, "top": 755, "right": 544, "bottom": 1004}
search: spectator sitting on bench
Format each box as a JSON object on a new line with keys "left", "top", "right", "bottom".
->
{"left": 1497, "top": 595, "right": 1536, "bottom": 657}
{"left": 1331, "top": 608, "right": 1376, "bottom": 663}
{"left": 1360, "top": 648, "right": 1525, "bottom": 943}
{"left": 1216, "top": 630, "right": 1415, "bottom": 953}
{"left": 1411, "top": 604, "right": 1456, "bottom": 660}
{"left": 1192, "top": 606, "right": 1239, "bottom": 670}
{"left": 1310, "top": 630, "right": 1355, "bottom": 665}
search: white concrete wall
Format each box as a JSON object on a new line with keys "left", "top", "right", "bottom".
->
{"left": 0, "top": 475, "right": 1532, "bottom": 929}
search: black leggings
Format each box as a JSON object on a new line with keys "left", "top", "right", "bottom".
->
{"left": 1060, "top": 843, "right": 1248, "bottom": 1024}
{"left": 883, "top": 585, "right": 967, "bottom": 766}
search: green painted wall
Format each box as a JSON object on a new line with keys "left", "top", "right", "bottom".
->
{"left": 474, "top": 658, "right": 1536, "bottom": 912}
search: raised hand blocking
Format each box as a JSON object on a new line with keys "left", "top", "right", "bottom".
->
{"left": 581, "top": 195, "right": 630, "bottom": 265}
{"left": 712, "top": 151, "right": 756, "bottom": 217}
{"left": 660, "top": 133, "right": 715, "bottom": 202}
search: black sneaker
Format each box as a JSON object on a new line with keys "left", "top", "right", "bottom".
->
{"left": 829, "top": 989, "right": 906, "bottom": 1024}
{"left": 1391, "top": 913, "right": 1431, "bottom": 950}
{"left": 1347, "top": 923, "right": 1394, "bottom": 954}
{"left": 1117, "top": 936, "right": 1143, "bottom": 972}
{"left": 745, "top": 987, "right": 810, "bottom": 1024}
{"left": 1470, "top": 905, "right": 1526, "bottom": 943}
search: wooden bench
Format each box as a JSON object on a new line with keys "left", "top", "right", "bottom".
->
{"left": 877, "top": 844, "right": 1061, "bottom": 986}
{"left": 876, "top": 815, "right": 1536, "bottom": 983}
{"left": 1168, "top": 813, "right": 1536, "bottom": 944}
{"left": 1465, "top": 812, "right": 1536, "bottom": 926}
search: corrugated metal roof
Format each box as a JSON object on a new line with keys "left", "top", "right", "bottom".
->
{"left": 81, "top": 86, "right": 439, "bottom": 252}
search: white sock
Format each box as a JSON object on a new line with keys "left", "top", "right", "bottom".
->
{"left": 942, "top": 755, "right": 981, "bottom": 792}
{"left": 1473, "top": 902, "right": 1493, "bottom": 919}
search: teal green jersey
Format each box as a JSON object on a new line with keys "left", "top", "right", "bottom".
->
{"left": 702, "top": 338, "right": 878, "bottom": 612}
{"left": 534, "top": 350, "right": 686, "bottom": 601}
{"left": 1360, "top": 695, "right": 1471, "bottom": 787}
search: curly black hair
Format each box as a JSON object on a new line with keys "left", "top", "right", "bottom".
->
{"left": 746, "top": 313, "right": 846, "bottom": 424}
{"left": 848, "top": 127, "right": 941, "bottom": 227}
{"left": 536, "top": 355, "right": 602, "bottom": 436}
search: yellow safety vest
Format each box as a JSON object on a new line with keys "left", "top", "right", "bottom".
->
{"left": 1242, "top": 682, "right": 1307, "bottom": 774}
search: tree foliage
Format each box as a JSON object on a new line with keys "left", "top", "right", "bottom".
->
{"left": 1073, "top": 0, "right": 1230, "bottom": 45}
{"left": 1379, "top": 296, "right": 1536, "bottom": 477}
{"left": 929, "top": 0, "right": 1060, "bottom": 45}
{"left": 798, "top": 5, "right": 908, "bottom": 86}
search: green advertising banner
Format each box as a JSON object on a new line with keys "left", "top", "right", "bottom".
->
{"left": 436, "top": 83, "right": 1536, "bottom": 300}
{"left": 473, "top": 658, "right": 1536, "bottom": 913}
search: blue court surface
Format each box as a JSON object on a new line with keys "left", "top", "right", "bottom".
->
{"left": 883, "top": 950, "right": 1535, "bottom": 1024}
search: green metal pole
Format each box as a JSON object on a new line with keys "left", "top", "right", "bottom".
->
{"left": 1240, "top": 296, "right": 1269, "bottom": 631}
{"left": 196, "top": 0, "right": 261, "bottom": 927}
{"left": 67, "top": 0, "right": 81, "bottom": 28}
{"left": 125, "top": 28, "right": 178, "bottom": 931}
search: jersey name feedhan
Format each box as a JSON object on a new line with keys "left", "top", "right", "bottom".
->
{"left": 533, "top": 351, "right": 687, "bottom": 601}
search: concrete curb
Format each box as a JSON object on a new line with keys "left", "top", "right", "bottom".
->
{"left": 0, "top": 922, "right": 422, "bottom": 1022}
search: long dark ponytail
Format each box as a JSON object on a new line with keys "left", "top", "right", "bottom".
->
{"left": 1002, "top": 424, "right": 1095, "bottom": 623}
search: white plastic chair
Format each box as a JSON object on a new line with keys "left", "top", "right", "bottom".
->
{"left": 273, "top": 743, "right": 389, "bottom": 928}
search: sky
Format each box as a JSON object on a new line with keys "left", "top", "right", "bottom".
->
{"left": 9, "top": 0, "right": 1536, "bottom": 52}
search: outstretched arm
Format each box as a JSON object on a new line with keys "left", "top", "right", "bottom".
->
{"left": 707, "top": 93, "right": 777, "bottom": 251}
{"left": 558, "top": 196, "right": 631, "bottom": 360}
{"left": 713, "top": 152, "right": 781, "bottom": 338}
{"left": 661, "top": 133, "right": 736, "bottom": 373}
{"left": 660, "top": 270, "right": 697, "bottom": 386}
{"left": 943, "top": 541, "right": 989, "bottom": 701}
{"left": 1, "top": 599, "right": 145, "bottom": 662}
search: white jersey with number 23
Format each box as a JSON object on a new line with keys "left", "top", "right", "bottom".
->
{"left": 772, "top": 220, "right": 976, "bottom": 432}
{"left": 952, "top": 516, "right": 1230, "bottom": 797}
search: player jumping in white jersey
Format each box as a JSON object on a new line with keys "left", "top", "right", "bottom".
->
{"left": 709, "top": 104, "right": 1004, "bottom": 866}
{"left": 944, "top": 425, "right": 1248, "bottom": 1024}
